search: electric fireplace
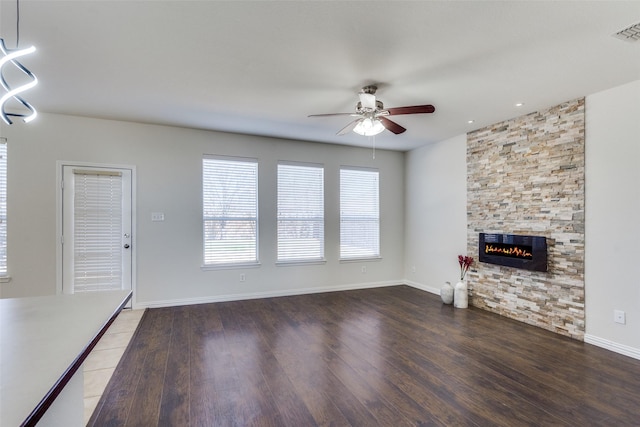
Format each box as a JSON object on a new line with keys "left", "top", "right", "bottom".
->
{"left": 479, "top": 233, "right": 547, "bottom": 272}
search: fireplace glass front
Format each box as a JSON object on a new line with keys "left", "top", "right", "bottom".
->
{"left": 479, "top": 233, "right": 547, "bottom": 272}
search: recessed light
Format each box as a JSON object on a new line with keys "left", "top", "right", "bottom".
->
{"left": 467, "top": 120, "right": 475, "bottom": 124}
{"left": 515, "top": 102, "right": 524, "bottom": 107}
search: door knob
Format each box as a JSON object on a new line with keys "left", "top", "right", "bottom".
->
{"left": 124, "top": 244, "right": 130, "bottom": 249}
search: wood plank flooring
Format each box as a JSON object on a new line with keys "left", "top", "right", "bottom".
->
{"left": 88, "top": 286, "right": 640, "bottom": 426}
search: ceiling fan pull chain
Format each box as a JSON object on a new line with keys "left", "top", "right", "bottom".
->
{"left": 371, "top": 135, "right": 376, "bottom": 159}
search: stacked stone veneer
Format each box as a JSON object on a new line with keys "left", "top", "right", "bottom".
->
{"left": 466, "top": 98, "right": 585, "bottom": 340}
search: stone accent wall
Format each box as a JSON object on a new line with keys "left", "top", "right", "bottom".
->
{"left": 466, "top": 98, "right": 585, "bottom": 340}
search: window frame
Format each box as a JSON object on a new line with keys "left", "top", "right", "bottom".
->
{"left": 202, "top": 155, "right": 260, "bottom": 269}
{"left": 276, "top": 161, "right": 325, "bottom": 265}
{"left": 339, "top": 166, "right": 381, "bottom": 261}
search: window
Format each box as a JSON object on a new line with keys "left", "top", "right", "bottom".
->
{"left": 202, "top": 156, "right": 258, "bottom": 267}
{"left": 0, "top": 139, "right": 6, "bottom": 277}
{"left": 277, "top": 162, "right": 324, "bottom": 262}
{"left": 340, "top": 167, "right": 380, "bottom": 259}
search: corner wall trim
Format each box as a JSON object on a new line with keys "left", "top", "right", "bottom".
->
{"left": 403, "top": 279, "right": 440, "bottom": 296}
{"left": 584, "top": 334, "right": 640, "bottom": 360}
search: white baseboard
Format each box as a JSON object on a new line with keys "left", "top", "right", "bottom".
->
{"left": 403, "top": 279, "right": 441, "bottom": 296}
{"left": 584, "top": 334, "right": 640, "bottom": 360}
{"left": 134, "top": 280, "right": 402, "bottom": 309}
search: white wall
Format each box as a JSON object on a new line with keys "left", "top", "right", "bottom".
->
{"left": 0, "top": 113, "right": 405, "bottom": 306}
{"left": 404, "top": 134, "right": 467, "bottom": 293}
{"left": 584, "top": 80, "right": 640, "bottom": 357}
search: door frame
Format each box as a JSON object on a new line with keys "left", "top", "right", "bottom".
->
{"left": 56, "top": 161, "right": 137, "bottom": 305}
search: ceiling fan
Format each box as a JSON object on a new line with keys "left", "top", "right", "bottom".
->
{"left": 308, "top": 85, "right": 435, "bottom": 136}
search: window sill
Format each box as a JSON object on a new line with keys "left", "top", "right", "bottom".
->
{"left": 201, "top": 262, "right": 261, "bottom": 271}
{"left": 276, "top": 259, "right": 327, "bottom": 267}
{"left": 0, "top": 276, "right": 11, "bottom": 283}
{"left": 339, "top": 257, "right": 382, "bottom": 263}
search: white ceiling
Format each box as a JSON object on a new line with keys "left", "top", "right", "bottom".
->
{"left": 1, "top": 1, "right": 639, "bottom": 151}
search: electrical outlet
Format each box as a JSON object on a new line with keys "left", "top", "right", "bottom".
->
{"left": 614, "top": 309, "right": 626, "bottom": 324}
{"left": 361, "top": 266, "right": 366, "bottom": 274}
{"left": 411, "top": 266, "right": 416, "bottom": 273}
{"left": 240, "top": 273, "right": 246, "bottom": 282}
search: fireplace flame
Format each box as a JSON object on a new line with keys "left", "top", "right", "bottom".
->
{"left": 485, "top": 244, "right": 532, "bottom": 259}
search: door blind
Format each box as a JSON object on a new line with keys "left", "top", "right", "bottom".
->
{"left": 72, "top": 170, "right": 123, "bottom": 291}
{"left": 0, "top": 141, "right": 6, "bottom": 276}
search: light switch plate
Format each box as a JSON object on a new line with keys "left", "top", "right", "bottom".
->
{"left": 151, "top": 212, "right": 165, "bottom": 222}
{"left": 614, "top": 309, "right": 626, "bottom": 324}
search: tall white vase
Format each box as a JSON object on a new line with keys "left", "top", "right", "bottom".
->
{"left": 441, "top": 281, "right": 454, "bottom": 304}
{"left": 454, "top": 280, "right": 468, "bottom": 309}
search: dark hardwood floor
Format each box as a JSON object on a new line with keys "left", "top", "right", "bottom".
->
{"left": 89, "top": 286, "right": 640, "bottom": 426}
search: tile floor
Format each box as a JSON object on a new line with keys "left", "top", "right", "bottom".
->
{"left": 83, "top": 308, "right": 145, "bottom": 425}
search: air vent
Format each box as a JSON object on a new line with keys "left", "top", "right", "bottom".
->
{"left": 613, "top": 22, "right": 640, "bottom": 42}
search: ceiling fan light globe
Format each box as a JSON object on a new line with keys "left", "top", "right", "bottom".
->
{"left": 353, "top": 118, "right": 385, "bottom": 136}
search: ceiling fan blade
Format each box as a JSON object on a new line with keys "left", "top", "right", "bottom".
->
{"left": 379, "top": 117, "right": 406, "bottom": 134}
{"left": 336, "top": 119, "right": 361, "bottom": 136}
{"left": 386, "top": 105, "right": 435, "bottom": 116}
{"left": 308, "top": 112, "right": 359, "bottom": 117}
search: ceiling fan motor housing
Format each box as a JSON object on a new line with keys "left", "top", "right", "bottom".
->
{"left": 361, "top": 85, "right": 378, "bottom": 95}
{"left": 356, "top": 100, "right": 384, "bottom": 113}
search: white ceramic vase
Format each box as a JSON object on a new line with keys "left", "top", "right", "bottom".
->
{"left": 454, "top": 280, "right": 468, "bottom": 309}
{"left": 441, "top": 281, "right": 454, "bottom": 304}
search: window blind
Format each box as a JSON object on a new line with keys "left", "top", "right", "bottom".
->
{"left": 340, "top": 167, "right": 380, "bottom": 259}
{"left": 203, "top": 156, "right": 258, "bottom": 265}
{"left": 0, "top": 141, "right": 7, "bottom": 276}
{"left": 73, "top": 170, "right": 123, "bottom": 291}
{"left": 277, "top": 163, "right": 324, "bottom": 262}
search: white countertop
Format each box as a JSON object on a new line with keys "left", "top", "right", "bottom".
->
{"left": 0, "top": 290, "right": 132, "bottom": 426}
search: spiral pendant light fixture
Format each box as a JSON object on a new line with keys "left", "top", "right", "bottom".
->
{"left": 0, "top": 0, "right": 38, "bottom": 125}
